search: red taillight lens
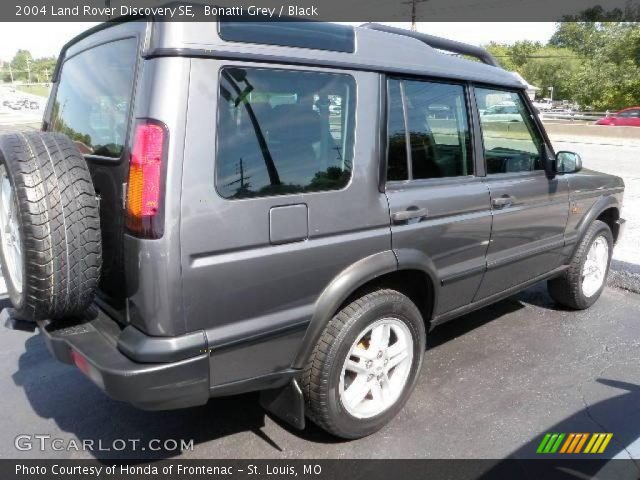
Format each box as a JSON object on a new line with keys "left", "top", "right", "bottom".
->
{"left": 71, "top": 350, "right": 90, "bottom": 376}
{"left": 126, "top": 120, "right": 167, "bottom": 238}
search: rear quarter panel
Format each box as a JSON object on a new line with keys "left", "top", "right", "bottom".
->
{"left": 180, "top": 61, "right": 391, "bottom": 386}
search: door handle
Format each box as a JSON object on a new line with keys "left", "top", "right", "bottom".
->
{"left": 492, "top": 195, "right": 515, "bottom": 209}
{"left": 392, "top": 207, "right": 428, "bottom": 224}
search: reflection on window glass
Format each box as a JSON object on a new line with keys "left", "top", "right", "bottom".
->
{"left": 404, "top": 81, "right": 472, "bottom": 179}
{"left": 476, "top": 88, "right": 543, "bottom": 174}
{"left": 216, "top": 67, "right": 355, "bottom": 199}
{"left": 387, "top": 80, "right": 408, "bottom": 181}
{"left": 386, "top": 79, "right": 472, "bottom": 181}
{"left": 51, "top": 38, "right": 137, "bottom": 158}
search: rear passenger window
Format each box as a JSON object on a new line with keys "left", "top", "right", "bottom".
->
{"left": 386, "top": 78, "right": 472, "bottom": 181}
{"left": 475, "top": 88, "right": 544, "bottom": 174}
{"left": 216, "top": 67, "right": 355, "bottom": 199}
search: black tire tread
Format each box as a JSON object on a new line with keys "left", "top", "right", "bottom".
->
{"left": 302, "top": 289, "right": 416, "bottom": 437}
{"left": 0, "top": 132, "right": 101, "bottom": 320}
{"left": 548, "top": 220, "right": 611, "bottom": 310}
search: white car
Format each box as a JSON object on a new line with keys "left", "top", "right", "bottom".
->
{"left": 480, "top": 102, "right": 522, "bottom": 122}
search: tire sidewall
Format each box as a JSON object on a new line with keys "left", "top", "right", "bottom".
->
{"left": 323, "top": 293, "right": 425, "bottom": 439}
{"left": 0, "top": 155, "right": 25, "bottom": 310}
{"left": 576, "top": 222, "right": 613, "bottom": 308}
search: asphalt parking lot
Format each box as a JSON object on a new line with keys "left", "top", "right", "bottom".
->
{"left": 0, "top": 118, "right": 638, "bottom": 465}
{"left": 1, "top": 283, "right": 639, "bottom": 461}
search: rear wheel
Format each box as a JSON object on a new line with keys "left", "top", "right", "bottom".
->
{"left": 0, "top": 132, "right": 101, "bottom": 320}
{"left": 548, "top": 220, "right": 613, "bottom": 310}
{"left": 302, "top": 289, "right": 425, "bottom": 439}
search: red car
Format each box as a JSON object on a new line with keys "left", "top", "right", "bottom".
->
{"left": 595, "top": 107, "right": 640, "bottom": 126}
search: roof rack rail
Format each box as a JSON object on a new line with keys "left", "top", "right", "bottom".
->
{"left": 360, "top": 23, "right": 500, "bottom": 68}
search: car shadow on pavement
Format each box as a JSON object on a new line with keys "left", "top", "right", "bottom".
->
{"left": 13, "top": 334, "right": 284, "bottom": 460}
{"left": 11, "top": 283, "right": 595, "bottom": 459}
{"left": 480, "top": 378, "right": 640, "bottom": 479}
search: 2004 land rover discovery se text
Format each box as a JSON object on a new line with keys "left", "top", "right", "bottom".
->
{"left": 0, "top": 20, "right": 625, "bottom": 439}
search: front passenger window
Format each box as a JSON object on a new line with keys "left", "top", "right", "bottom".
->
{"left": 476, "top": 88, "right": 544, "bottom": 174}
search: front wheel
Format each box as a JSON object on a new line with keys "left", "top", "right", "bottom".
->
{"left": 548, "top": 220, "right": 613, "bottom": 310}
{"left": 302, "top": 289, "right": 426, "bottom": 439}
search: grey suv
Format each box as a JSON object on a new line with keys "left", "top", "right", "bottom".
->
{"left": 0, "top": 19, "right": 625, "bottom": 439}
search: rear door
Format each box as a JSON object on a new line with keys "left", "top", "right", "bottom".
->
{"left": 473, "top": 87, "right": 569, "bottom": 300}
{"left": 181, "top": 61, "right": 390, "bottom": 384}
{"left": 385, "top": 77, "right": 492, "bottom": 315}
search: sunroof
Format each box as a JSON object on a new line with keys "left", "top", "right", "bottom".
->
{"left": 218, "top": 20, "right": 355, "bottom": 53}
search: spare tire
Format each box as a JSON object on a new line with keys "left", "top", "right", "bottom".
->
{"left": 0, "top": 132, "right": 101, "bottom": 320}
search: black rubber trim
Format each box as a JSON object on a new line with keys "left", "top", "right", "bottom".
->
{"left": 259, "top": 378, "right": 306, "bottom": 430}
{"left": 210, "top": 369, "right": 299, "bottom": 397}
{"left": 440, "top": 264, "right": 486, "bottom": 286}
{"left": 434, "top": 264, "right": 568, "bottom": 324}
{"left": 486, "top": 238, "right": 565, "bottom": 271}
{"left": 208, "top": 319, "right": 309, "bottom": 351}
{"left": 37, "top": 310, "right": 210, "bottom": 411}
{"left": 117, "top": 325, "right": 208, "bottom": 363}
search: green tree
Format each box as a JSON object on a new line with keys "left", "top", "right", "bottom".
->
{"left": 486, "top": 21, "right": 640, "bottom": 110}
{"left": 10, "top": 49, "right": 33, "bottom": 82}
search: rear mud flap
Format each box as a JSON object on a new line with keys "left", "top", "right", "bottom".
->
{"left": 259, "top": 379, "right": 306, "bottom": 430}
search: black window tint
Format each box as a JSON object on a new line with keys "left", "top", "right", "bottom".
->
{"left": 216, "top": 67, "right": 355, "bottom": 199}
{"left": 51, "top": 38, "right": 137, "bottom": 158}
{"left": 476, "top": 88, "right": 544, "bottom": 174}
{"left": 403, "top": 81, "right": 472, "bottom": 179}
{"left": 387, "top": 79, "right": 408, "bottom": 181}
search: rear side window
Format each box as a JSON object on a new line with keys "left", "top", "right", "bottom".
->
{"left": 386, "top": 78, "right": 472, "bottom": 181}
{"left": 50, "top": 38, "right": 137, "bottom": 158}
{"left": 216, "top": 67, "right": 355, "bottom": 199}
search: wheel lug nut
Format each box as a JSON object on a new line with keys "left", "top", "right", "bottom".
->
{"left": 377, "top": 351, "right": 383, "bottom": 359}
{"left": 365, "top": 360, "right": 373, "bottom": 369}
{"left": 384, "top": 359, "right": 388, "bottom": 366}
{"left": 367, "top": 374, "right": 374, "bottom": 382}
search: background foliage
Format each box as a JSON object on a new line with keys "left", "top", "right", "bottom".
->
{"left": 2, "top": 20, "right": 640, "bottom": 110}
{"left": 486, "top": 21, "right": 640, "bottom": 110}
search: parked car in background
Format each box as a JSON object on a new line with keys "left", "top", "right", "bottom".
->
{"left": 595, "top": 107, "right": 640, "bottom": 126}
{"left": 480, "top": 101, "right": 521, "bottom": 122}
{"left": 533, "top": 99, "right": 553, "bottom": 111}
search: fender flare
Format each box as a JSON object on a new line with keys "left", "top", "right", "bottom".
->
{"left": 292, "top": 251, "right": 397, "bottom": 369}
{"left": 570, "top": 195, "right": 620, "bottom": 257}
{"left": 291, "top": 249, "right": 440, "bottom": 369}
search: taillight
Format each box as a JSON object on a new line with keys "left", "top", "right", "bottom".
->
{"left": 126, "top": 120, "right": 168, "bottom": 238}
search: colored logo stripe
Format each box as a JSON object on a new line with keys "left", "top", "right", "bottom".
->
{"left": 537, "top": 433, "right": 566, "bottom": 453}
{"left": 584, "top": 433, "right": 613, "bottom": 454}
{"left": 537, "top": 433, "right": 613, "bottom": 454}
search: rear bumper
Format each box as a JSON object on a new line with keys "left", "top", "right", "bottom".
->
{"left": 37, "top": 309, "right": 210, "bottom": 411}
